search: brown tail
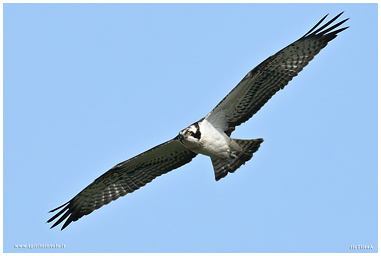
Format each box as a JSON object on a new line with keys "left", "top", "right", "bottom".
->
{"left": 212, "top": 138, "right": 264, "bottom": 181}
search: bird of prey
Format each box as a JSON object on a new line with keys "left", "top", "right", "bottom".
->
{"left": 48, "top": 13, "right": 349, "bottom": 230}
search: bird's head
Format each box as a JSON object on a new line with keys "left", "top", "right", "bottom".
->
{"left": 178, "top": 122, "right": 201, "bottom": 149}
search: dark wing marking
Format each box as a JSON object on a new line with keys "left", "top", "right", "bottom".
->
{"left": 47, "top": 137, "right": 197, "bottom": 230}
{"left": 205, "top": 12, "right": 349, "bottom": 136}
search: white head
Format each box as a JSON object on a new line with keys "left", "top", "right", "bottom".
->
{"left": 178, "top": 122, "right": 201, "bottom": 150}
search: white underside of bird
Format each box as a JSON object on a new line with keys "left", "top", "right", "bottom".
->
{"left": 179, "top": 119, "right": 240, "bottom": 160}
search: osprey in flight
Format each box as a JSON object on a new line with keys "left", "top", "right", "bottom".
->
{"left": 48, "top": 13, "right": 349, "bottom": 230}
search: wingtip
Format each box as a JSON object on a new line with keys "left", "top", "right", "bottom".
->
{"left": 49, "top": 222, "right": 59, "bottom": 229}
{"left": 334, "top": 11, "right": 345, "bottom": 18}
{"left": 61, "top": 220, "right": 72, "bottom": 230}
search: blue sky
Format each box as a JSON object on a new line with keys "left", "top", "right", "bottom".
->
{"left": 4, "top": 3, "right": 377, "bottom": 253}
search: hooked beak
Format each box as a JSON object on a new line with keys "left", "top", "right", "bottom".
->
{"left": 177, "top": 134, "right": 185, "bottom": 143}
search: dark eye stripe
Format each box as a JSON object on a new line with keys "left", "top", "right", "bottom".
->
{"left": 192, "top": 122, "right": 201, "bottom": 139}
{"left": 192, "top": 130, "right": 201, "bottom": 139}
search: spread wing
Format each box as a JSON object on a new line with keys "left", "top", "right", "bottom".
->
{"left": 47, "top": 137, "right": 197, "bottom": 230}
{"left": 205, "top": 12, "right": 349, "bottom": 136}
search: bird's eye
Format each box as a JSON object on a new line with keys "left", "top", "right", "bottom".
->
{"left": 186, "top": 131, "right": 191, "bottom": 136}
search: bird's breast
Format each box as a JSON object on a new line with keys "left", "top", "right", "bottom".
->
{"left": 197, "top": 119, "right": 232, "bottom": 159}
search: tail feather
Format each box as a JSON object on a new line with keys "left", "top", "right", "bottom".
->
{"left": 212, "top": 138, "right": 264, "bottom": 181}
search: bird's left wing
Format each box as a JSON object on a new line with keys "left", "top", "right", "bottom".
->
{"left": 205, "top": 12, "right": 349, "bottom": 136}
{"left": 47, "top": 137, "right": 197, "bottom": 230}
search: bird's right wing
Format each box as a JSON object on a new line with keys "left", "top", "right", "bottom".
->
{"left": 47, "top": 137, "right": 197, "bottom": 230}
